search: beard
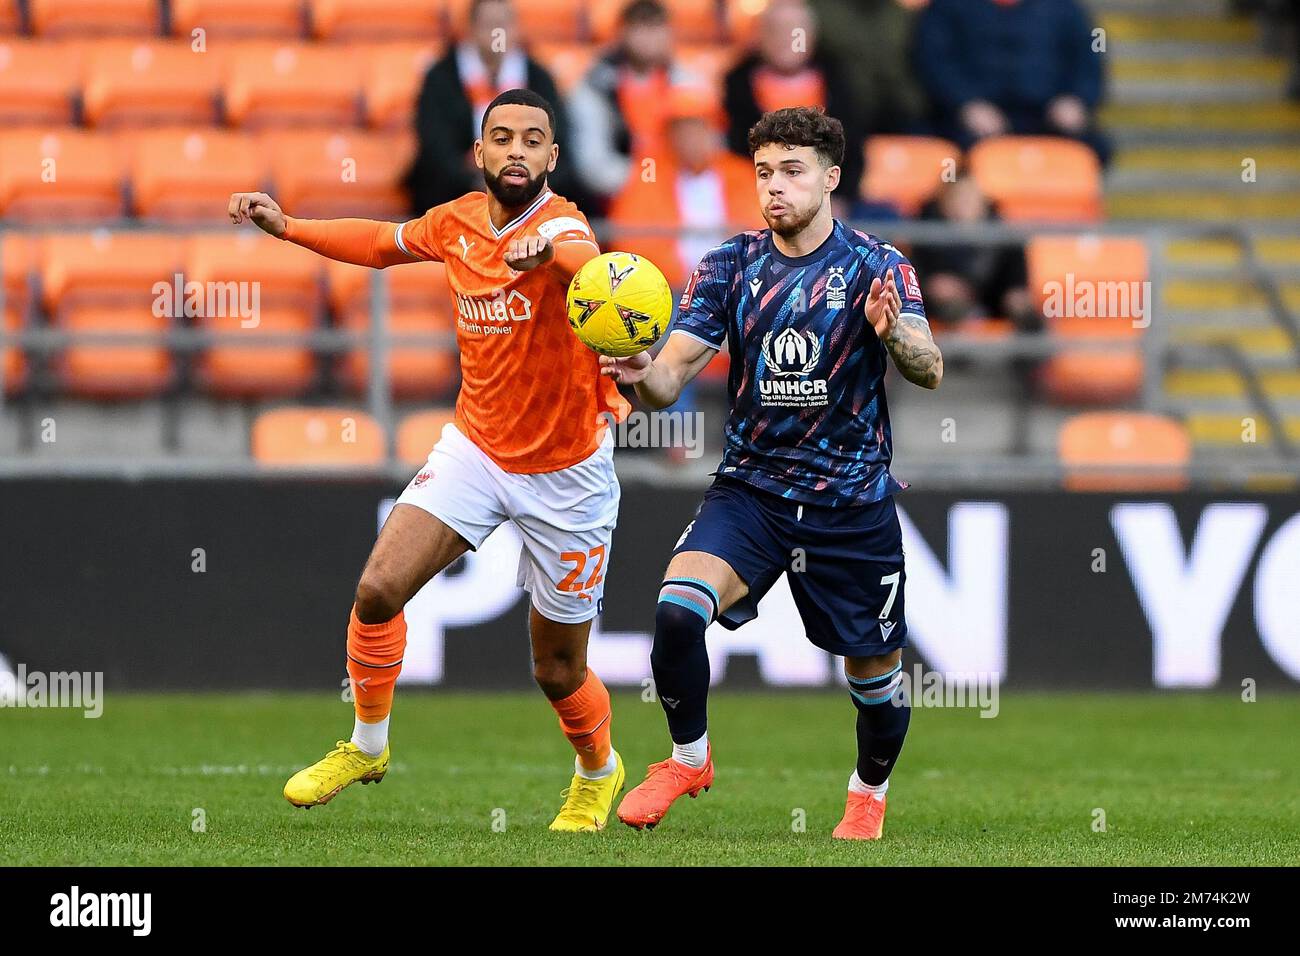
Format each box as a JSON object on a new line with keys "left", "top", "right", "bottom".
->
{"left": 483, "top": 163, "right": 546, "bottom": 209}
{"left": 763, "top": 195, "right": 823, "bottom": 238}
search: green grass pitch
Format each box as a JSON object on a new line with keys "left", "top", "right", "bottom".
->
{"left": 2, "top": 691, "right": 1297, "bottom": 866}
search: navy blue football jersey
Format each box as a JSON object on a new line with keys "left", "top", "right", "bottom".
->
{"left": 672, "top": 220, "right": 927, "bottom": 507}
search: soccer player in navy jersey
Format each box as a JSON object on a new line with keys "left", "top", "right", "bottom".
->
{"left": 602, "top": 106, "right": 943, "bottom": 840}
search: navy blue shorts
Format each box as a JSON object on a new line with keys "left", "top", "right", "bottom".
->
{"left": 673, "top": 476, "right": 908, "bottom": 657}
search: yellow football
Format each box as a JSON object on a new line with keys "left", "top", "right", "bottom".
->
{"left": 565, "top": 251, "right": 673, "bottom": 357}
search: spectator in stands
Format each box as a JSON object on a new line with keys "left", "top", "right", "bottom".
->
{"left": 913, "top": 0, "right": 1111, "bottom": 166}
{"left": 723, "top": 0, "right": 864, "bottom": 213}
{"left": 608, "top": 86, "right": 764, "bottom": 289}
{"left": 404, "top": 0, "right": 579, "bottom": 212}
{"left": 908, "top": 173, "right": 1036, "bottom": 331}
{"left": 567, "top": 0, "right": 700, "bottom": 211}
{"left": 809, "top": 0, "right": 928, "bottom": 135}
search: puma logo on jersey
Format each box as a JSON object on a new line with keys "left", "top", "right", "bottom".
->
{"left": 458, "top": 235, "right": 475, "bottom": 260}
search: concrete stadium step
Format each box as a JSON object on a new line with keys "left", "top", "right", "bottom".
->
{"left": 1100, "top": 101, "right": 1300, "bottom": 132}
{"left": 1098, "top": 12, "right": 1259, "bottom": 44}
{"left": 1092, "top": 0, "right": 1242, "bottom": 17}
{"left": 1111, "top": 127, "right": 1300, "bottom": 148}
{"left": 1185, "top": 412, "right": 1300, "bottom": 445}
{"left": 1162, "top": 278, "right": 1300, "bottom": 310}
{"left": 1109, "top": 169, "right": 1300, "bottom": 191}
{"left": 1164, "top": 368, "right": 1300, "bottom": 399}
{"left": 1112, "top": 57, "right": 1286, "bottom": 84}
{"left": 1118, "top": 147, "right": 1300, "bottom": 175}
{"left": 1168, "top": 325, "right": 1300, "bottom": 363}
{"left": 1164, "top": 237, "right": 1300, "bottom": 266}
{"left": 1107, "top": 190, "right": 1300, "bottom": 221}
{"left": 1110, "top": 75, "right": 1283, "bottom": 104}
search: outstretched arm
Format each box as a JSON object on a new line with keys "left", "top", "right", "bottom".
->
{"left": 228, "top": 192, "right": 415, "bottom": 269}
{"left": 867, "top": 268, "right": 944, "bottom": 389}
{"left": 599, "top": 331, "right": 717, "bottom": 410}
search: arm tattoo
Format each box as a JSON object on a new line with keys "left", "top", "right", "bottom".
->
{"left": 883, "top": 312, "right": 944, "bottom": 389}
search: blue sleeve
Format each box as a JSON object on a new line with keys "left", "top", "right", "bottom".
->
{"left": 867, "top": 243, "right": 928, "bottom": 321}
{"left": 670, "top": 243, "right": 734, "bottom": 350}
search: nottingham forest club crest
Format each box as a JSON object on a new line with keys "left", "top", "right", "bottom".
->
{"left": 759, "top": 327, "right": 829, "bottom": 408}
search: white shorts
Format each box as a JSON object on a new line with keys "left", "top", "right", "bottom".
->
{"left": 394, "top": 423, "right": 620, "bottom": 624}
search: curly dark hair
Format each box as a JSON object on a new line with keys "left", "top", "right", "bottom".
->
{"left": 747, "top": 106, "right": 845, "bottom": 168}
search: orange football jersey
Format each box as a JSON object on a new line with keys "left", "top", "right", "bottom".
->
{"left": 396, "top": 189, "right": 629, "bottom": 474}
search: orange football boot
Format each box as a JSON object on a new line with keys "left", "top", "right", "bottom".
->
{"left": 832, "top": 791, "right": 887, "bottom": 840}
{"left": 617, "top": 747, "right": 714, "bottom": 830}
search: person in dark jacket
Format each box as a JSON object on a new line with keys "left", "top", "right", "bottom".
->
{"left": 913, "top": 0, "right": 1111, "bottom": 165}
{"left": 723, "top": 0, "right": 866, "bottom": 210}
{"left": 404, "top": 0, "right": 581, "bottom": 213}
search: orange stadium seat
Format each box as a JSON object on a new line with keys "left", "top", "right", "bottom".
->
{"left": 397, "top": 407, "right": 458, "bottom": 465}
{"left": 1028, "top": 235, "right": 1148, "bottom": 404}
{"left": 2, "top": 304, "right": 24, "bottom": 395}
{"left": 263, "top": 129, "right": 415, "bottom": 219}
{"left": 252, "top": 406, "right": 387, "bottom": 466}
{"left": 0, "top": 40, "right": 82, "bottom": 125}
{"left": 678, "top": 45, "right": 739, "bottom": 91}
{"left": 0, "top": 2, "right": 20, "bottom": 33}
{"left": 186, "top": 233, "right": 323, "bottom": 397}
{"left": 592, "top": 0, "right": 722, "bottom": 42}
{"left": 224, "top": 42, "right": 364, "bottom": 128}
{"left": 533, "top": 43, "right": 594, "bottom": 95}
{"left": 1059, "top": 412, "right": 1191, "bottom": 492}
{"left": 0, "top": 129, "right": 125, "bottom": 221}
{"left": 862, "top": 135, "right": 962, "bottom": 217}
{"left": 310, "top": 0, "right": 443, "bottom": 40}
{"left": 82, "top": 40, "right": 224, "bottom": 127}
{"left": 127, "top": 128, "right": 267, "bottom": 223}
{"left": 447, "top": 0, "right": 585, "bottom": 42}
{"left": 170, "top": 0, "right": 306, "bottom": 39}
{"left": 361, "top": 41, "right": 443, "bottom": 128}
{"left": 968, "top": 136, "right": 1102, "bottom": 223}
{"left": 328, "top": 259, "right": 458, "bottom": 398}
{"left": 28, "top": 0, "right": 160, "bottom": 36}
{"left": 40, "top": 233, "right": 184, "bottom": 397}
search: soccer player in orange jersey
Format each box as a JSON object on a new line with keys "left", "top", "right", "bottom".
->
{"left": 228, "top": 89, "right": 631, "bottom": 831}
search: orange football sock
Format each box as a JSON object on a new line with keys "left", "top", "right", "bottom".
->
{"left": 550, "top": 669, "right": 612, "bottom": 772}
{"left": 346, "top": 604, "right": 406, "bottom": 724}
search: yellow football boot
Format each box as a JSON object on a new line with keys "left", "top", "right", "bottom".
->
{"left": 548, "top": 750, "right": 626, "bottom": 832}
{"left": 283, "top": 740, "right": 389, "bottom": 808}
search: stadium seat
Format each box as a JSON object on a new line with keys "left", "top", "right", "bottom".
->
{"left": 447, "top": 0, "right": 585, "bottom": 42}
{"left": 328, "top": 259, "right": 458, "bottom": 398}
{"left": 251, "top": 406, "right": 387, "bottom": 466}
{"left": 0, "top": 2, "right": 20, "bottom": 33}
{"left": 170, "top": 0, "right": 307, "bottom": 39}
{"left": 0, "top": 129, "right": 126, "bottom": 221}
{"left": 224, "top": 42, "right": 365, "bottom": 128}
{"left": 262, "top": 129, "right": 415, "bottom": 219}
{"left": 861, "top": 135, "right": 962, "bottom": 217}
{"left": 186, "top": 233, "right": 323, "bottom": 398}
{"left": 310, "top": 0, "right": 443, "bottom": 40}
{"left": 2, "top": 303, "right": 24, "bottom": 395}
{"left": 968, "top": 136, "right": 1103, "bottom": 223}
{"left": 0, "top": 40, "right": 82, "bottom": 125}
{"left": 592, "top": 0, "right": 722, "bottom": 42}
{"left": 40, "top": 234, "right": 184, "bottom": 397}
{"left": 126, "top": 128, "right": 267, "bottom": 222}
{"left": 359, "top": 41, "right": 442, "bottom": 128}
{"left": 82, "top": 40, "right": 225, "bottom": 127}
{"left": 1058, "top": 412, "right": 1191, "bottom": 491}
{"left": 532, "top": 43, "right": 595, "bottom": 95}
{"left": 397, "top": 407, "right": 458, "bottom": 465}
{"left": 28, "top": 0, "right": 160, "bottom": 36}
{"left": 1028, "top": 235, "right": 1149, "bottom": 404}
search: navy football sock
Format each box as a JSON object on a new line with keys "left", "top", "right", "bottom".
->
{"left": 848, "top": 664, "right": 911, "bottom": 786}
{"left": 650, "top": 578, "right": 718, "bottom": 744}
